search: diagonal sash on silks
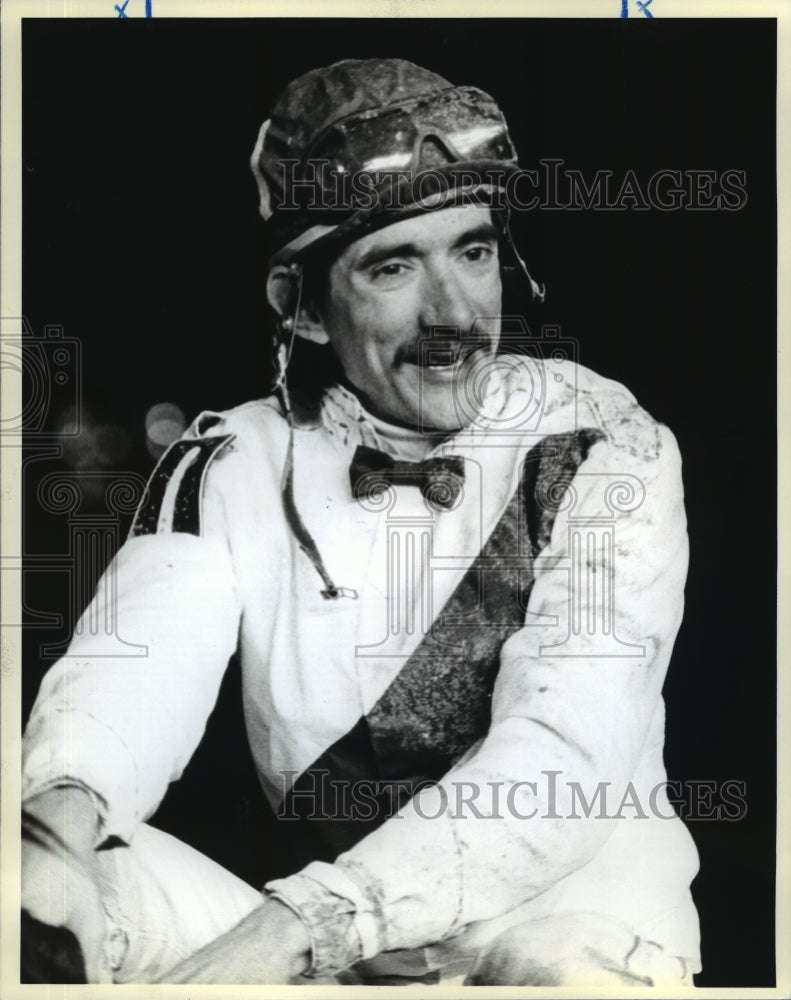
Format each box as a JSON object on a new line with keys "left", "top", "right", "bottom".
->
{"left": 278, "top": 429, "right": 604, "bottom": 868}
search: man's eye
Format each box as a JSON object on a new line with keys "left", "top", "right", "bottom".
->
{"left": 370, "top": 262, "right": 408, "bottom": 281}
{"left": 463, "top": 245, "right": 495, "bottom": 263}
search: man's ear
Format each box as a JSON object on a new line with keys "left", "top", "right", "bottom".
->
{"left": 266, "top": 265, "right": 329, "bottom": 345}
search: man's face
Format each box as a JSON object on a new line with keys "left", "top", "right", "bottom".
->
{"left": 316, "top": 205, "right": 502, "bottom": 431}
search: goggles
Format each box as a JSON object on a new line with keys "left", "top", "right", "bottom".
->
{"left": 267, "top": 86, "right": 521, "bottom": 261}
{"left": 297, "top": 86, "right": 517, "bottom": 199}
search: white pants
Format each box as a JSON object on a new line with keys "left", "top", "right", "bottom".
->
{"left": 96, "top": 824, "right": 697, "bottom": 986}
{"left": 96, "top": 824, "right": 262, "bottom": 982}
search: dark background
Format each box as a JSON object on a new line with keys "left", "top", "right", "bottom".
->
{"left": 21, "top": 17, "right": 776, "bottom": 987}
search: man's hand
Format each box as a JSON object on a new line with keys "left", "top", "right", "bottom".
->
{"left": 158, "top": 897, "right": 311, "bottom": 984}
{"left": 21, "top": 786, "right": 113, "bottom": 984}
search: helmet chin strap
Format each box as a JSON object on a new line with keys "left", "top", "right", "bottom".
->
{"left": 496, "top": 205, "right": 546, "bottom": 304}
{"left": 272, "top": 261, "right": 303, "bottom": 392}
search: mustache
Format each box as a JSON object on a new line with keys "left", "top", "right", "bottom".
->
{"left": 395, "top": 333, "right": 496, "bottom": 366}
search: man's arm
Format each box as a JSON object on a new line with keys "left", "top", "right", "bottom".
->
{"left": 22, "top": 787, "right": 111, "bottom": 983}
{"left": 21, "top": 428, "right": 244, "bottom": 979}
{"left": 22, "top": 423, "right": 242, "bottom": 843}
{"left": 259, "top": 422, "right": 692, "bottom": 976}
{"left": 22, "top": 528, "right": 241, "bottom": 842}
{"left": 155, "top": 898, "right": 312, "bottom": 984}
{"left": 20, "top": 785, "right": 313, "bottom": 986}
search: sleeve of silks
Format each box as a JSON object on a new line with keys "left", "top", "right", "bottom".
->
{"left": 21, "top": 436, "right": 242, "bottom": 845}
{"left": 273, "top": 423, "right": 690, "bottom": 968}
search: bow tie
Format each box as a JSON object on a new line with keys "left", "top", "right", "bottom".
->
{"left": 349, "top": 445, "right": 465, "bottom": 511}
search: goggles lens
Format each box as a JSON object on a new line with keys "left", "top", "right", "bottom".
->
{"left": 306, "top": 87, "right": 517, "bottom": 179}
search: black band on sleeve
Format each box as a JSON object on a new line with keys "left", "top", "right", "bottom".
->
{"left": 129, "top": 435, "right": 234, "bottom": 538}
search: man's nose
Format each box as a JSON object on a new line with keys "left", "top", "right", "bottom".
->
{"left": 418, "top": 263, "right": 476, "bottom": 334}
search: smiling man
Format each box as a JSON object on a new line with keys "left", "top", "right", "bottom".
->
{"left": 273, "top": 206, "right": 504, "bottom": 432}
{"left": 296, "top": 209, "right": 502, "bottom": 430}
{"left": 21, "top": 58, "right": 701, "bottom": 986}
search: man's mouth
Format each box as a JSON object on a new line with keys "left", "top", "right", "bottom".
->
{"left": 400, "top": 341, "right": 491, "bottom": 370}
{"left": 424, "top": 350, "right": 464, "bottom": 371}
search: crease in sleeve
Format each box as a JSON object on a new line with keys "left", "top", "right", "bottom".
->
{"left": 22, "top": 706, "right": 142, "bottom": 844}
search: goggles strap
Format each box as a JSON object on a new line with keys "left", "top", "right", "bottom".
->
{"left": 410, "top": 129, "right": 466, "bottom": 172}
